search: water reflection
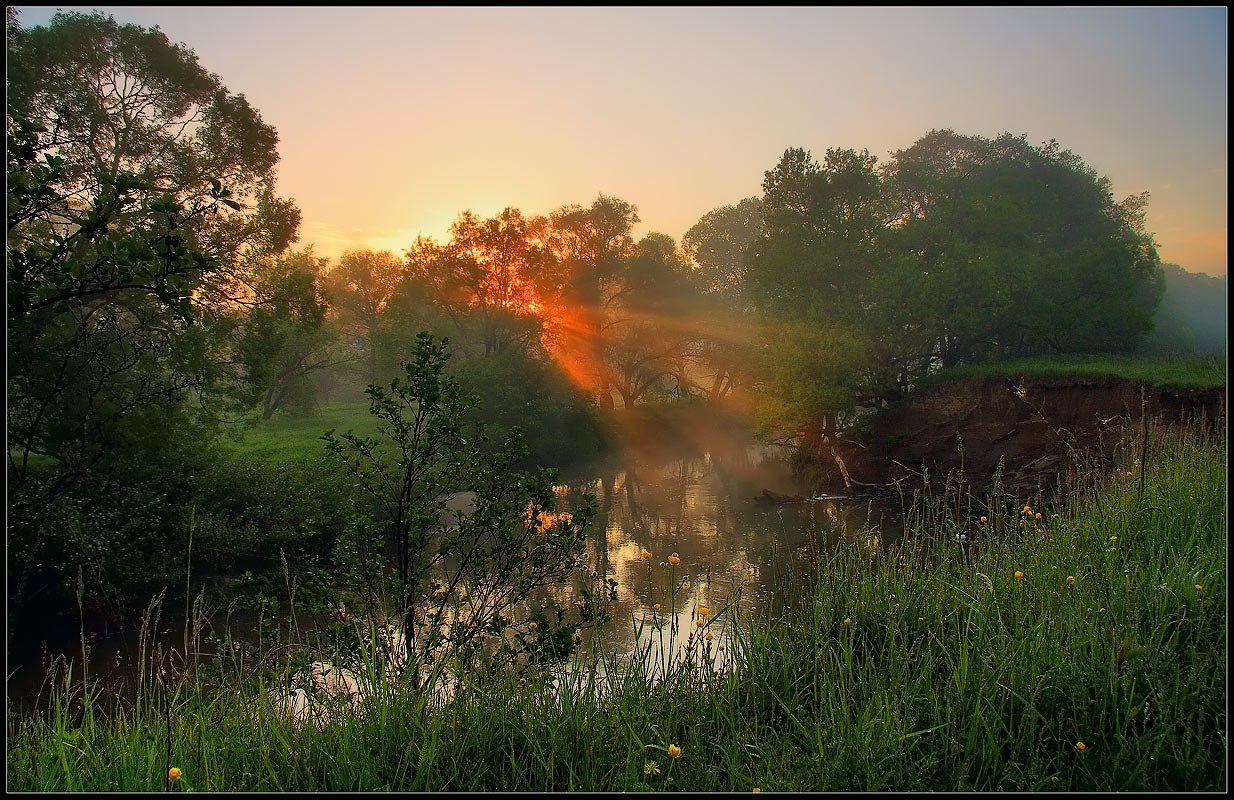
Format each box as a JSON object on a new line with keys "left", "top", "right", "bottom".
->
{"left": 552, "top": 443, "right": 905, "bottom": 681}
{"left": 6, "top": 441, "right": 906, "bottom": 714}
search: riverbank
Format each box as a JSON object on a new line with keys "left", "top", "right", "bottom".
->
{"left": 7, "top": 418, "right": 1224, "bottom": 791}
{"left": 800, "top": 356, "right": 1226, "bottom": 497}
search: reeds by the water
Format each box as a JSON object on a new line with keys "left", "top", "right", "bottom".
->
{"left": 6, "top": 417, "right": 1225, "bottom": 791}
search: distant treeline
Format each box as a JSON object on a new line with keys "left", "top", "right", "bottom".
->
{"left": 1140, "top": 263, "right": 1227, "bottom": 357}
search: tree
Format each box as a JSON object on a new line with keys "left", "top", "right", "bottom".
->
{"left": 323, "top": 249, "right": 404, "bottom": 380}
{"left": 682, "top": 196, "right": 763, "bottom": 304}
{"left": 883, "top": 130, "right": 1163, "bottom": 364}
{"left": 7, "top": 116, "right": 219, "bottom": 500}
{"left": 228, "top": 249, "right": 353, "bottom": 419}
{"left": 549, "top": 194, "right": 641, "bottom": 407}
{"left": 682, "top": 197, "right": 764, "bottom": 404}
{"left": 742, "top": 133, "right": 1165, "bottom": 486}
{"left": 6, "top": 11, "right": 300, "bottom": 302}
{"left": 6, "top": 12, "right": 302, "bottom": 632}
{"left": 409, "top": 208, "right": 560, "bottom": 359}
{"left": 7, "top": 11, "right": 299, "bottom": 500}
{"left": 602, "top": 232, "right": 698, "bottom": 407}
{"left": 323, "top": 332, "right": 598, "bottom": 684}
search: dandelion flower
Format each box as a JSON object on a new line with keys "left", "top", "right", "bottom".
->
{"left": 1075, "top": 741, "right": 1086, "bottom": 751}
{"left": 528, "top": 621, "right": 537, "bottom": 630}
{"left": 653, "top": 603, "right": 661, "bottom": 612}
{"left": 644, "top": 760, "right": 660, "bottom": 776}
{"left": 843, "top": 617, "right": 852, "bottom": 625}
{"left": 1066, "top": 575, "right": 1076, "bottom": 585}
{"left": 980, "top": 515, "right": 988, "bottom": 523}
{"left": 1014, "top": 570, "right": 1025, "bottom": 580}
{"left": 668, "top": 553, "right": 680, "bottom": 566}
{"left": 698, "top": 605, "right": 709, "bottom": 616}
{"left": 1195, "top": 584, "right": 1204, "bottom": 591}
{"left": 668, "top": 743, "right": 682, "bottom": 759}
{"left": 1109, "top": 535, "right": 1117, "bottom": 542}
{"left": 754, "top": 789, "right": 761, "bottom": 793}
{"left": 1035, "top": 512, "right": 1042, "bottom": 521}
{"left": 705, "top": 631, "right": 713, "bottom": 641}
{"left": 1023, "top": 505, "right": 1032, "bottom": 514}
{"left": 641, "top": 548, "right": 652, "bottom": 560}
{"left": 697, "top": 618, "right": 705, "bottom": 627}
{"left": 168, "top": 768, "right": 183, "bottom": 782}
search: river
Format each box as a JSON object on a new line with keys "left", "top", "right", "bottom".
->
{"left": 6, "top": 429, "right": 907, "bottom": 714}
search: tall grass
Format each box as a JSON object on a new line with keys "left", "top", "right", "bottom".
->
{"left": 6, "top": 418, "right": 1225, "bottom": 791}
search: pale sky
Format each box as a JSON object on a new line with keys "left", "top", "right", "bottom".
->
{"left": 11, "top": 6, "right": 1229, "bottom": 276}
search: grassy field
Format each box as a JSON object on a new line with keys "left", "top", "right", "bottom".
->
{"left": 219, "top": 402, "right": 381, "bottom": 463}
{"left": 6, "top": 416, "right": 1224, "bottom": 791}
{"left": 919, "top": 353, "right": 1226, "bottom": 390}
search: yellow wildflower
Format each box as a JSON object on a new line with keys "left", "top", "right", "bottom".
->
{"left": 1014, "top": 570, "right": 1025, "bottom": 580}
{"left": 1195, "top": 584, "right": 1204, "bottom": 591}
{"left": 1109, "top": 535, "right": 1117, "bottom": 542}
{"left": 696, "top": 618, "right": 705, "bottom": 627}
{"left": 1035, "top": 512, "right": 1042, "bottom": 521}
{"left": 668, "top": 743, "right": 682, "bottom": 759}
{"left": 843, "top": 617, "right": 852, "bottom": 625}
{"left": 168, "top": 767, "right": 182, "bottom": 782}
{"left": 668, "top": 553, "right": 680, "bottom": 566}
{"left": 1066, "top": 575, "right": 1076, "bottom": 586}
{"left": 705, "top": 631, "right": 713, "bottom": 641}
{"left": 653, "top": 603, "right": 661, "bottom": 612}
{"left": 1023, "top": 505, "right": 1032, "bottom": 514}
{"left": 644, "top": 760, "right": 660, "bottom": 776}
{"left": 641, "top": 548, "right": 652, "bottom": 560}
{"left": 754, "top": 789, "right": 761, "bottom": 793}
{"left": 980, "top": 515, "right": 988, "bottom": 523}
{"left": 528, "top": 621, "right": 537, "bottom": 630}
{"left": 698, "top": 605, "right": 709, "bottom": 616}
{"left": 1075, "top": 741, "right": 1086, "bottom": 751}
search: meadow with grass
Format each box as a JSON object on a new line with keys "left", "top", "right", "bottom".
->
{"left": 7, "top": 415, "right": 1224, "bottom": 792}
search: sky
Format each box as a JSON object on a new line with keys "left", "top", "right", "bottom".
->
{"left": 11, "top": 6, "right": 1229, "bottom": 276}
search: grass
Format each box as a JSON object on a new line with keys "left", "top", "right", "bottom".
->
{"left": 5, "top": 417, "right": 1225, "bottom": 791}
{"left": 920, "top": 353, "right": 1226, "bottom": 390}
{"left": 220, "top": 402, "right": 380, "bottom": 463}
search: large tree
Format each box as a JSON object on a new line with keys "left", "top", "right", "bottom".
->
{"left": 7, "top": 11, "right": 301, "bottom": 499}
{"left": 6, "top": 11, "right": 299, "bottom": 300}
{"left": 742, "top": 133, "right": 1164, "bottom": 477}
{"left": 882, "top": 130, "right": 1163, "bottom": 364}
{"left": 547, "top": 195, "right": 641, "bottom": 408}
{"left": 409, "top": 208, "right": 560, "bottom": 359}
{"left": 682, "top": 196, "right": 764, "bottom": 404}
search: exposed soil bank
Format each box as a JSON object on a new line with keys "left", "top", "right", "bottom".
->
{"left": 807, "top": 377, "right": 1226, "bottom": 498}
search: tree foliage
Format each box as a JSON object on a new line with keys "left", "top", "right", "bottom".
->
{"left": 322, "top": 332, "right": 598, "bottom": 681}
{"left": 740, "top": 130, "right": 1165, "bottom": 449}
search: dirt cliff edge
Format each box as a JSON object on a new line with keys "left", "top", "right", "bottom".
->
{"left": 813, "top": 377, "right": 1226, "bottom": 497}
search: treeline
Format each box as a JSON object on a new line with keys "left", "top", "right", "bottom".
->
{"left": 6, "top": 10, "right": 1182, "bottom": 631}
{"left": 1140, "top": 263, "right": 1227, "bottom": 357}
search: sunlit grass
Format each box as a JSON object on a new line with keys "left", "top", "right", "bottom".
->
{"left": 6, "top": 419, "right": 1224, "bottom": 791}
{"left": 222, "top": 402, "right": 379, "bottom": 462}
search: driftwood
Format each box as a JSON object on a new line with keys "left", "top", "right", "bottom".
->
{"left": 754, "top": 489, "right": 867, "bottom": 505}
{"left": 755, "top": 489, "right": 808, "bottom": 505}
